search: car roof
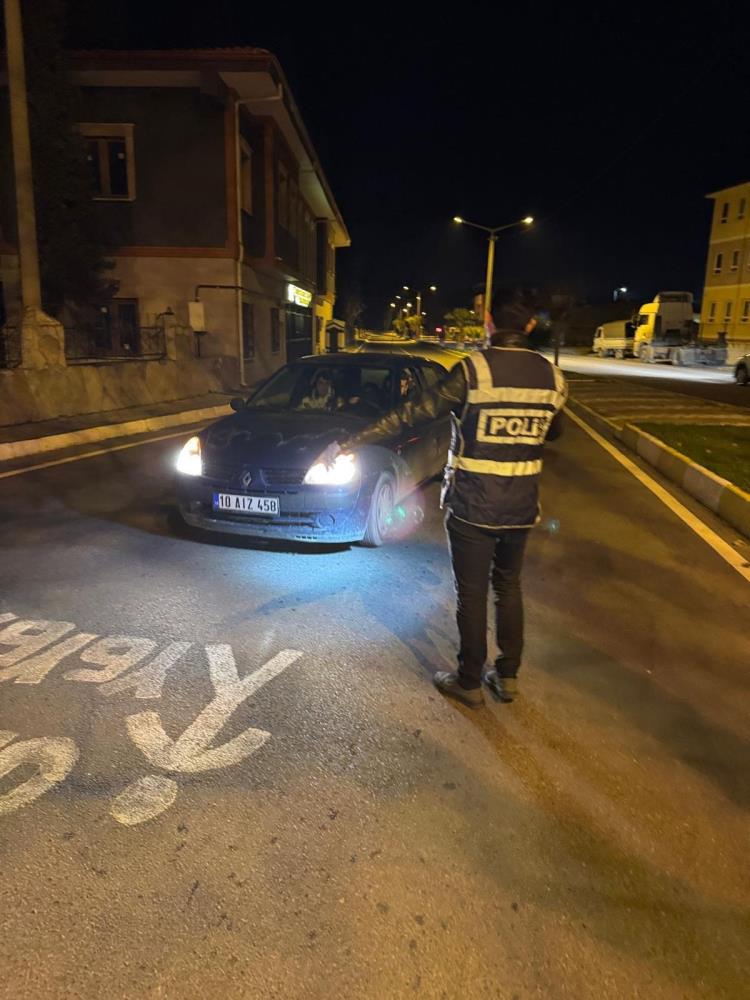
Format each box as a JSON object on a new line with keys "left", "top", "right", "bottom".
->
{"left": 292, "top": 352, "right": 428, "bottom": 365}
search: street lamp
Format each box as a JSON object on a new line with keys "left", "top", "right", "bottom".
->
{"left": 453, "top": 214, "right": 533, "bottom": 338}
{"left": 613, "top": 286, "right": 628, "bottom": 302}
{"left": 415, "top": 286, "right": 437, "bottom": 329}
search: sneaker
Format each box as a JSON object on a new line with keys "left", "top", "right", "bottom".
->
{"left": 483, "top": 671, "right": 518, "bottom": 703}
{"left": 433, "top": 671, "right": 483, "bottom": 709}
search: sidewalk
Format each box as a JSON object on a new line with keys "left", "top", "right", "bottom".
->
{"left": 0, "top": 391, "right": 236, "bottom": 462}
{"left": 567, "top": 377, "right": 750, "bottom": 539}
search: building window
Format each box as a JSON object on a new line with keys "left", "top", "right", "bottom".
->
{"left": 240, "top": 139, "right": 253, "bottom": 215}
{"left": 741, "top": 300, "right": 750, "bottom": 323}
{"left": 289, "top": 180, "right": 298, "bottom": 239}
{"left": 724, "top": 301, "right": 733, "bottom": 322}
{"left": 707, "top": 302, "right": 716, "bottom": 322}
{"left": 242, "top": 302, "right": 254, "bottom": 361}
{"left": 271, "top": 307, "right": 280, "bottom": 353}
{"left": 720, "top": 202, "right": 729, "bottom": 223}
{"left": 731, "top": 250, "right": 741, "bottom": 271}
{"left": 278, "top": 164, "right": 288, "bottom": 230}
{"left": 78, "top": 123, "right": 135, "bottom": 201}
{"left": 739, "top": 198, "right": 747, "bottom": 220}
{"left": 307, "top": 216, "right": 315, "bottom": 279}
{"left": 714, "top": 252, "right": 723, "bottom": 273}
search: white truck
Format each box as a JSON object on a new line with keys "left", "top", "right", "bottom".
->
{"left": 592, "top": 319, "right": 636, "bottom": 359}
{"left": 632, "top": 292, "right": 727, "bottom": 366}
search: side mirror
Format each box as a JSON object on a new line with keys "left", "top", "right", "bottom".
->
{"left": 230, "top": 397, "right": 246, "bottom": 412}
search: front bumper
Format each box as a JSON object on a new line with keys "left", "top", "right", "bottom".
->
{"left": 176, "top": 474, "right": 371, "bottom": 544}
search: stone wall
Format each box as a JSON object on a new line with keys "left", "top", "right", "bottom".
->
{"left": 0, "top": 353, "right": 238, "bottom": 427}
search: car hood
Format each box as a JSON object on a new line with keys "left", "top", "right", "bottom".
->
{"left": 202, "top": 409, "right": 372, "bottom": 468}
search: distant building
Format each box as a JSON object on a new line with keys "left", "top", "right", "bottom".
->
{"left": 0, "top": 47, "right": 349, "bottom": 385}
{"left": 700, "top": 181, "right": 750, "bottom": 361}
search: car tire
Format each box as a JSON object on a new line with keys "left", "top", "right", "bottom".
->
{"left": 614, "top": 348, "right": 624, "bottom": 359}
{"left": 361, "top": 473, "right": 396, "bottom": 547}
{"left": 737, "top": 365, "right": 749, "bottom": 385}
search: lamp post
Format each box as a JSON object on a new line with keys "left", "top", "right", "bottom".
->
{"left": 453, "top": 215, "right": 533, "bottom": 341}
{"left": 400, "top": 284, "right": 436, "bottom": 334}
{"left": 613, "top": 286, "right": 628, "bottom": 302}
{"left": 415, "top": 285, "right": 436, "bottom": 334}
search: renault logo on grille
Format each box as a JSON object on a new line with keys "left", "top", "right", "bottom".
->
{"left": 241, "top": 471, "right": 253, "bottom": 488}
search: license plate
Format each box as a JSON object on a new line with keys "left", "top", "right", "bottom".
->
{"left": 213, "top": 493, "right": 280, "bottom": 516}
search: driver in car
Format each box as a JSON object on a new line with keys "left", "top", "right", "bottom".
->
{"left": 299, "top": 370, "right": 337, "bottom": 410}
{"left": 300, "top": 370, "right": 362, "bottom": 411}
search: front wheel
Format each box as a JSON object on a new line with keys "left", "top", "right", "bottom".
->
{"left": 361, "top": 473, "right": 396, "bottom": 547}
{"left": 737, "top": 365, "right": 749, "bottom": 385}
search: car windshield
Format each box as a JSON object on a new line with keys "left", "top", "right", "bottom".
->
{"left": 248, "top": 363, "right": 397, "bottom": 416}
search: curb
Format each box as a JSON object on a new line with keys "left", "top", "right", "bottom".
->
{"left": 567, "top": 397, "right": 750, "bottom": 540}
{"left": 0, "top": 404, "right": 231, "bottom": 463}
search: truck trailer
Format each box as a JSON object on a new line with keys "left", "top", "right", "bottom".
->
{"left": 632, "top": 292, "right": 727, "bottom": 366}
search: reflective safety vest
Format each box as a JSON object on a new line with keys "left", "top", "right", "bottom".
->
{"left": 442, "top": 347, "right": 567, "bottom": 529}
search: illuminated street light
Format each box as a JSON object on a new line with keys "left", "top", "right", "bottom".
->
{"left": 453, "top": 214, "right": 534, "bottom": 340}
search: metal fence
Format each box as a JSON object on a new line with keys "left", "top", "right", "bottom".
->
{"left": 64, "top": 325, "right": 166, "bottom": 363}
{"left": 0, "top": 326, "right": 21, "bottom": 369}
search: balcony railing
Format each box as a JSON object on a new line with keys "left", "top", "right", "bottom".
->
{"left": 64, "top": 325, "right": 166, "bottom": 363}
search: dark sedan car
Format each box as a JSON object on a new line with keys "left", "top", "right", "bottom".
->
{"left": 176, "top": 353, "right": 451, "bottom": 545}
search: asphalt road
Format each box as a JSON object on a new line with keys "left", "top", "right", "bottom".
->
{"left": 357, "top": 339, "right": 750, "bottom": 407}
{"left": 552, "top": 353, "right": 750, "bottom": 409}
{"left": 1, "top": 416, "right": 749, "bottom": 999}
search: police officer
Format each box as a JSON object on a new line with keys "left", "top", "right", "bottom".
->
{"left": 324, "top": 302, "right": 566, "bottom": 708}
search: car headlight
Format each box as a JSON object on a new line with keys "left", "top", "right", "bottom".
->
{"left": 303, "top": 452, "right": 358, "bottom": 486}
{"left": 176, "top": 436, "right": 202, "bottom": 476}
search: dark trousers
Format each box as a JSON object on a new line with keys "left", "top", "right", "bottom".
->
{"left": 445, "top": 514, "right": 529, "bottom": 689}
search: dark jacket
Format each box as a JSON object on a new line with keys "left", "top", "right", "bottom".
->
{"left": 348, "top": 332, "right": 566, "bottom": 528}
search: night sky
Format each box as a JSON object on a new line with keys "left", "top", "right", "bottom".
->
{"left": 65, "top": 2, "right": 750, "bottom": 328}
